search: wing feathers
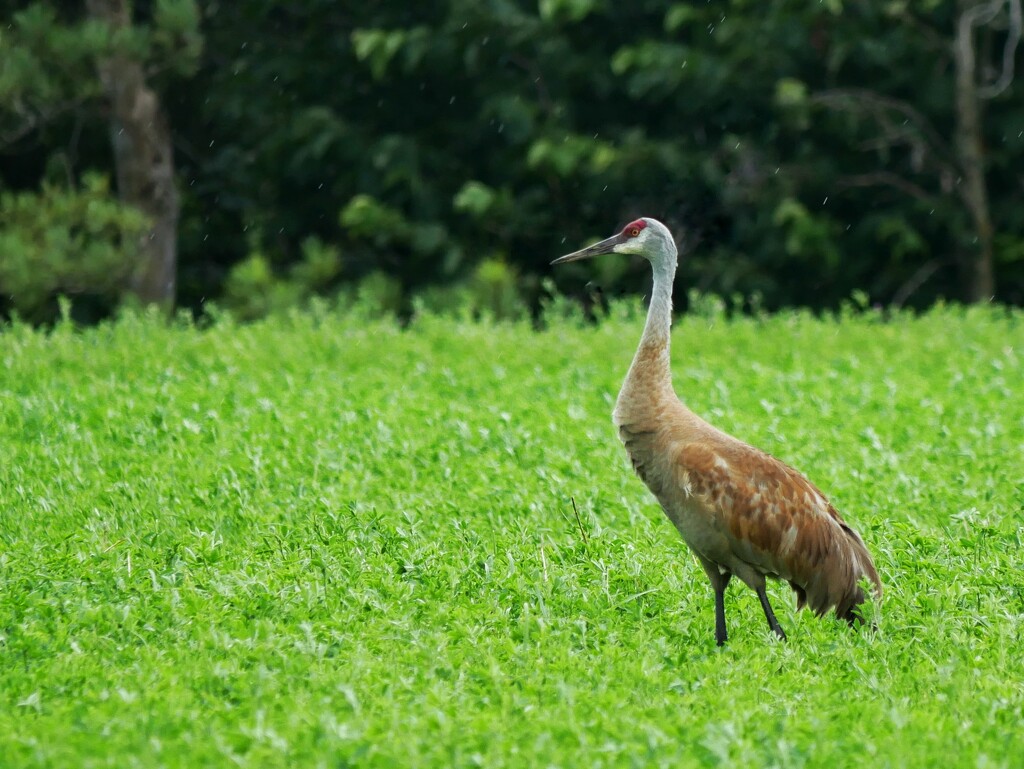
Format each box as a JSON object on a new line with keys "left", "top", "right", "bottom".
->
{"left": 676, "top": 441, "right": 881, "bottom": 620}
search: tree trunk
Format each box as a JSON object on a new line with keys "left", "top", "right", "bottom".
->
{"left": 953, "top": 0, "right": 996, "bottom": 302}
{"left": 86, "top": 0, "right": 179, "bottom": 311}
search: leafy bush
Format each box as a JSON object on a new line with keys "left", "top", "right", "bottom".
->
{"left": 413, "top": 257, "right": 525, "bottom": 322}
{"left": 0, "top": 174, "right": 148, "bottom": 319}
{"left": 221, "top": 237, "right": 341, "bottom": 321}
{"left": 466, "top": 257, "right": 524, "bottom": 320}
{"left": 353, "top": 270, "right": 403, "bottom": 316}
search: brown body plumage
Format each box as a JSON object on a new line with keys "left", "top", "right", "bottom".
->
{"left": 553, "top": 217, "right": 881, "bottom": 644}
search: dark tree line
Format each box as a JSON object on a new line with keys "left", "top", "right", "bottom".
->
{"left": 2, "top": 0, "right": 1023, "bottom": 322}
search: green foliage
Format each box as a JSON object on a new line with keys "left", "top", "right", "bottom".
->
{"left": 172, "top": 0, "right": 1024, "bottom": 312}
{"left": 221, "top": 237, "right": 341, "bottom": 321}
{"left": 0, "top": 1, "right": 201, "bottom": 140}
{"left": 526, "top": 134, "right": 620, "bottom": 177}
{"left": 775, "top": 77, "right": 809, "bottom": 108}
{"left": 610, "top": 40, "right": 692, "bottom": 98}
{"left": 452, "top": 181, "right": 498, "bottom": 218}
{"left": 5, "top": 0, "right": 1024, "bottom": 318}
{"left": 0, "top": 0, "right": 201, "bottom": 321}
{"left": 773, "top": 197, "right": 841, "bottom": 266}
{"left": 467, "top": 256, "right": 525, "bottom": 320}
{"left": 1, "top": 307, "right": 1023, "bottom": 765}
{"left": 339, "top": 195, "right": 410, "bottom": 245}
{"left": 412, "top": 258, "right": 525, "bottom": 322}
{"left": 0, "top": 174, "right": 148, "bottom": 316}
{"left": 538, "top": 0, "right": 601, "bottom": 23}
{"left": 0, "top": 6, "right": 106, "bottom": 134}
{"left": 350, "top": 26, "right": 430, "bottom": 81}
{"left": 335, "top": 193, "right": 457, "bottom": 302}
{"left": 354, "top": 270, "right": 403, "bottom": 315}
{"left": 339, "top": 195, "right": 448, "bottom": 257}
{"left": 994, "top": 232, "right": 1024, "bottom": 266}
{"left": 873, "top": 215, "right": 927, "bottom": 262}
{"left": 150, "top": 0, "right": 203, "bottom": 76}
{"left": 413, "top": 283, "right": 477, "bottom": 320}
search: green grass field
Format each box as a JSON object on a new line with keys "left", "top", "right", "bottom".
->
{"left": 1, "top": 304, "right": 1022, "bottom": 767}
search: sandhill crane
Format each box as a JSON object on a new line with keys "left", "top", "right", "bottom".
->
{"left": 552, "top": 217, "right": 881, "bottom": 645}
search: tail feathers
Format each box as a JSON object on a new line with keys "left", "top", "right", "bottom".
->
{"left": 835, "top": 523, "right": 882, "bottom": 625}
{"left": 790, "top": 523, "right": 882, "bottom": 626}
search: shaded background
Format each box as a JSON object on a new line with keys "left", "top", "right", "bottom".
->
{"left": 2, "top": 0, "right": 1023, "bottom": 323}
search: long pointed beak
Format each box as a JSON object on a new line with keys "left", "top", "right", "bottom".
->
{"left": 550, "top": 233, "right": 625, "bottom": 265}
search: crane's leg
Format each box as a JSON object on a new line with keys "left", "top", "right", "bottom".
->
{"left": 755, "top": 584, "right": 788, "bottom": 642}
{"left": 698, "top": 557, "right": 732, "bottom": 646}
{"left": 713, "top": 574, "right": 732, "bottom": 646}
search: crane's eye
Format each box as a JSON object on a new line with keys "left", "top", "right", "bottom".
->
{"left": 629, "top": 227, "right": 640, "bottom": 237}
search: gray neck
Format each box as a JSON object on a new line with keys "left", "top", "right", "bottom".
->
{"left": 625, "top": 244, "right": 677, "bottom": 396}
{"left": 640, "top": 255, "right": 676, "bottom": 350}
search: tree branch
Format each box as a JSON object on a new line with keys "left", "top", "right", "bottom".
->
{"left": 888, "top": 8, "right": 955, "bottom": 53}
{"left": 962, "top": 0, "right": 1005, "bottom": 27}
{"left": 0, "top": 96, "right": 93, "bottom": 151}
{"left": 835, "top": 172, "right": 934, "bottom": 201}
{"left": 979, "top": 0, "right": 1023, "bottom": 98}
{"left": 891, "top": 258, "right": 951, "bottom": 309}
{"left": 506, "top": 53, "right": 554, "bottom": 114}
{"left": 811, "top": 88, "right": 955, "bottom": 167}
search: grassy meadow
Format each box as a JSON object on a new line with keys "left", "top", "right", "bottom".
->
{"left": 1, "top": 303, "right": 1022, "bottom": 767}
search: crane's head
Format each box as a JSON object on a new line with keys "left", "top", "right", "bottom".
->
{"left": 550, "top": 217, "right": 675, "bottom": 267}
